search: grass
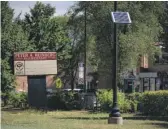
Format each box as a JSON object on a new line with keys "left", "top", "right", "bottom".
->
{"left": 1, "top": 109, "right": 168, "bottom": 129}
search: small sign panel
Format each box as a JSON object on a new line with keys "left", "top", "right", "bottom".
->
{"left": 111, "top": 12, "right": 132, "bottom": 24}
{"left": 14, "top": 61, "right": 25, "bottom": 75}
{"left": 78, "top": 62, "right": 84, "bottom": 84}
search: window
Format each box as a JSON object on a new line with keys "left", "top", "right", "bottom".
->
{"left": 143, "top": 78, "right": 150, "bottom": 91}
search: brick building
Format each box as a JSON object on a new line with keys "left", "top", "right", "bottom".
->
{"left": 14, "top": 52, "right": 57, "bottom": 108}
{"left": 137, "top": 42, "right": 168, "bottom": 92}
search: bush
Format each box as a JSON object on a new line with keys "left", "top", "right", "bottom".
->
{"left": 96, "top": 90, "right": 133, "bottom": 113}
{"left": 8, "top": 91, "right": 28, "bottom": 109}
{"left": 64, "top": 91, "right": 82, "bottom": 110}
{"left": 125, "top": 92, "right": 143, "bottom": 112}
{"left": 1, "top": 92, "right": 8, "bottom": 106}
{"left": 96, "top": 90, "right": 168, "bottom": 115}
{"left": 47, "top": 91, "right": 82, "bottom": 110}
{"left": 126, "top": 92, "right": 143, "bottom": 102}
{"left": 141, "top": 90, "right": 168, "bottom": 116}
{"left": 47, "top": 92, "right": 66, "bottom": 109}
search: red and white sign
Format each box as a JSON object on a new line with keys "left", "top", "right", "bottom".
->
{"left": 14, "top": 52, "right": 56, "bottom": 61}
{"left": 14, "top": 52, "right": 57, "bottom": 75}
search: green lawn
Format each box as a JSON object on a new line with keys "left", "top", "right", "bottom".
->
{"left": 1, "top": 109, "right": 168, "bottom": 129}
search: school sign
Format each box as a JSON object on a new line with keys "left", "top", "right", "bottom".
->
{"left": 14, "top": 52, "right": 57, "bottom": 75}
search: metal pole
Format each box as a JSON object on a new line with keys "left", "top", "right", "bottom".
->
{"left": 84, "top": 5, "right": 87, "bottom": 91}
{"left": 45, "top": 86, "right": 48, "bottom": 113}
{"left": 149, "top": 78, "right": 151, "bottom": 91}
{"left": 109, "top": 1, "right": 121, "bottom": 117}
{"left": 155, "top": 78, "right": 157, "bottom": 91}
{"left": 143, "top": 78, "right": 145, "bottom": 92}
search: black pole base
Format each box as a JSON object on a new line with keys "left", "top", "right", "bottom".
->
{"left": 109, "top": 105, "right": 121, "bottom": 117}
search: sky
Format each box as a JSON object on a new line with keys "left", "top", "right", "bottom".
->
{"left": 9, "top": 1, "right": 75, "bottom": 18}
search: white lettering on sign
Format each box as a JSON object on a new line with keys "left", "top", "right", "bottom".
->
{"left": 14, "top": 52, "right": 56, "bottom": 61}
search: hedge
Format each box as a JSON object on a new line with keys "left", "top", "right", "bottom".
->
{"left": 4, "top": 89, "right": 168, "bottom": 116}
{"left": 96, "top": 90, "right": 168, "bottom": 116}
{"left": 141, "top": 90, "right": 168, "bottom": 116}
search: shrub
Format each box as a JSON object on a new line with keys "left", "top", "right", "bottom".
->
{"left": 47, "top": 92, "right": 66, "bottom": 109}
{"left": 1, "top": 92, "right": 8, "bottom": 106}
{"left": 126, "top": 92, "right": 143, "bottom": 102}
{"left": 96, "top": 90, "right": 112, "bottom": 111}
{"left": 96, "top": 90, "right": 133, "bottom": 113}
{"left": 64, "top": 91, "right": 82, "bottom": 110}
{"left": 47, "top": 91, "right": 82, "bottom": 110}
{"left": 125, "top": 92, "right": 143, "bottom": 112}
{"left": 96, "top": 90, "right": 168, "bottom": 115}
{"left": 8, "top": 91, "right": 28, "bottom": 109}
{"left": 141, "top": 90, "right": 168, "bottom": 116}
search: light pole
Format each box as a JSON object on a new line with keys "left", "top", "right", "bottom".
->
{"left": 84, "top": 3, "right": 87, "bottom": 91}
{"left": 110, "top": 1, "right": 120, "bottom": 118}
{"left": 108, "top": 1, "right": 132, "bottom": 125}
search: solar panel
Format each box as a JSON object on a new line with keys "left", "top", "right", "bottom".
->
{"left": 111, "top": 12, "right": 131, "bottom": 24}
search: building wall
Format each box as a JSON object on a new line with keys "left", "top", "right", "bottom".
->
{"left": 138, "top": 50, "right": 168, "bottom": 91}
{"left": 148, "top": 64, "right": 168, "bottom": 72}
{"left": 46, "top": 75, "right": 55, "bottom": 89}
{"left": 15, "top": 75, "right": 56, "bottom": 92}
{"left": 16, "top": 76, "right": 28, "bottom": 92}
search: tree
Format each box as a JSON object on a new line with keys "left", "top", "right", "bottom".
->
{"left": 118, "top": 2, "right": 163, "bottom": 69}
{"left": 1, "top": 2, "right": 34, "bottom": 93}
{"left": 160, "top": 2, "right": 168, "bottom": 52}
{"left": 68, "top": 1, "right": 164, "bottom": 88}
{"left": 22, "top": 2, "right": 75, "bottom": 88}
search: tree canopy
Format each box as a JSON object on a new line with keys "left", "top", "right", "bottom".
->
{"left": 1, "top": 2, "right": 73, "bottom": 91}
{"left": 1, "top": 2, "right": 34, "bottom": 92}
{"left": 1, "top": 1, "right": 167, "bottom": 91}
{"left": 68, "top": 1, "right": 164, "bottom": 88}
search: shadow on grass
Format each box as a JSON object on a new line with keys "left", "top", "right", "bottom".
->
{"left": 54, "top": 116, "right": 107, "bottom": 120}
{"left": 144, "top": 122, "right": 168, "bottom": 129}
{"left": 2, "top": 107, "right": 25, "bottom": 114}
{"left": 55, "top": 115, "right": 168, "bottom": 122}
{"left": 123, "top": 116, "right": 168, "bottom": 122}
{"left": 1, "top": 107, "right": 47, "bottom": 114}
{"left": 54, "top": 115, "right": 168, "bottom": 129}
{"left": 88, "top": 111, "right": 168, "bottom": 121}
